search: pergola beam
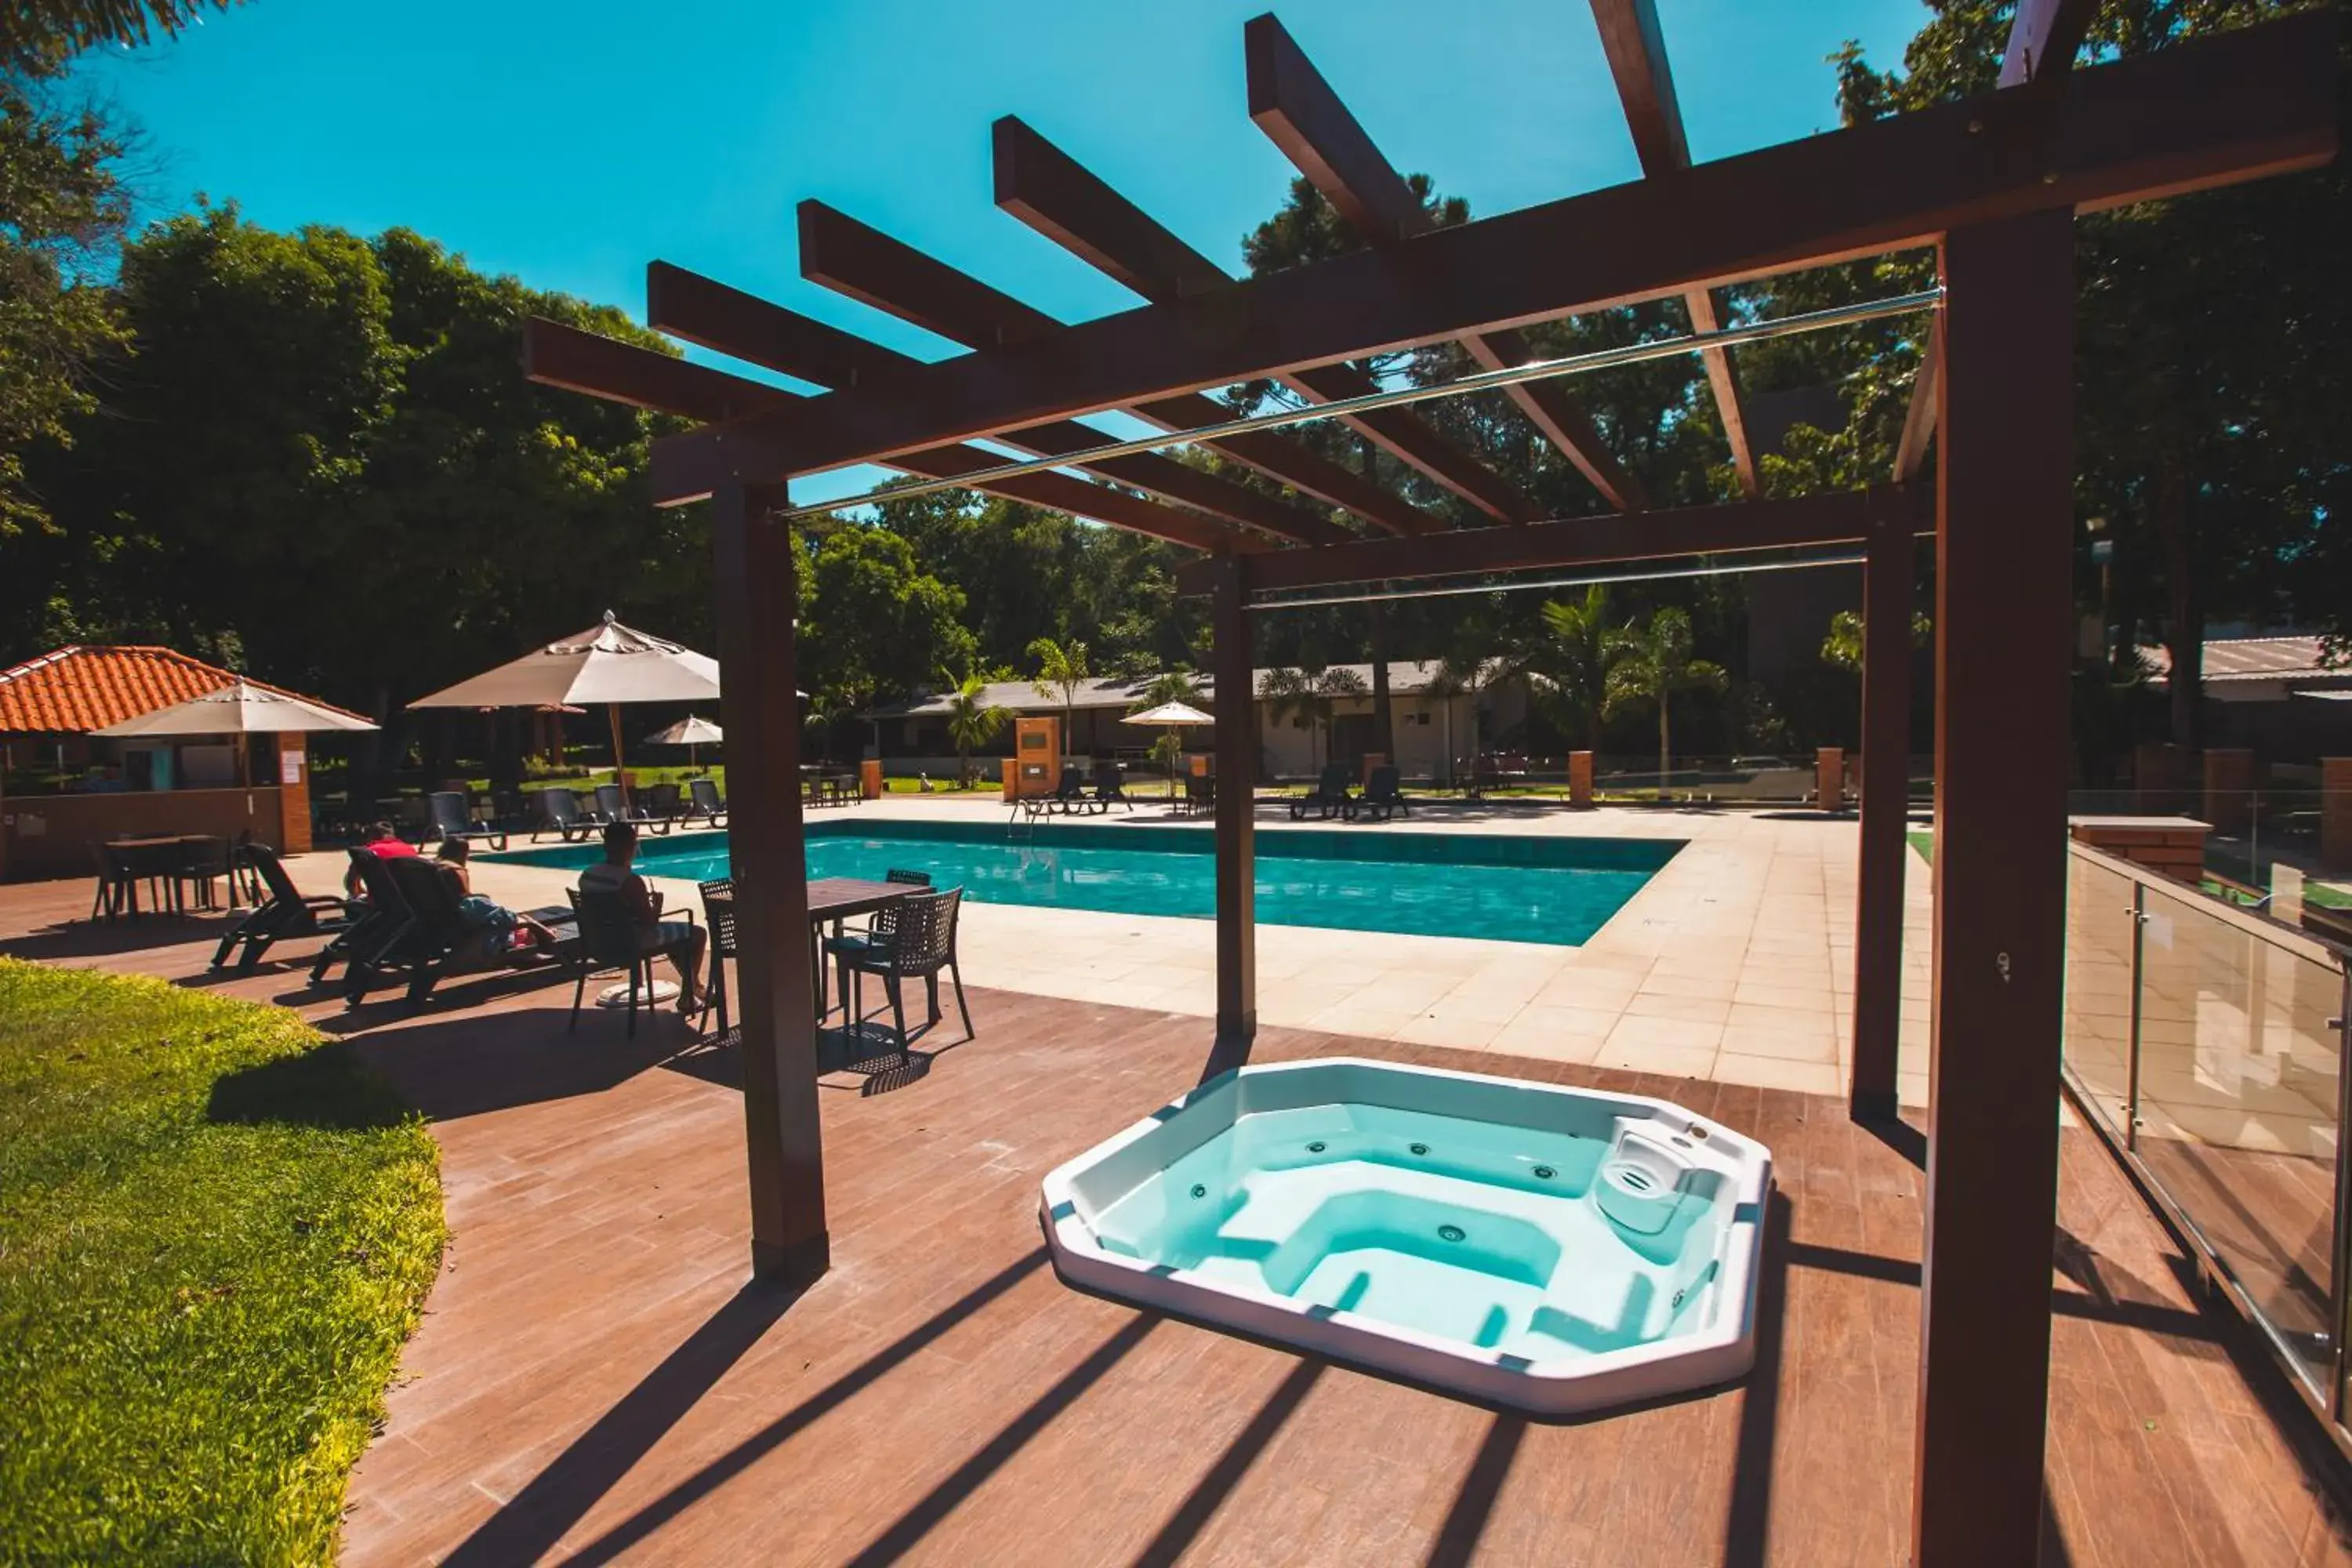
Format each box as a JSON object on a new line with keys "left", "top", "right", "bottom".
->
{"left": 651, "top": 10, "right": 2335, "bottom": 498}
{"left": 2001, "top": 0, "right": 2099, "bottom": 89}
{"left": 524, "top": 318, "right": 1256, "bottom": 553}
{"left": 992, "top": 118, "right": 1440, "bottom": 537}
{"left": 1174, "top": 483, "right": 1933, "bottom": 597}
{"left": 1892, "top": 314, "right": 1942, "bottom": 482}
{"left": 1590, "top": 0, "right": 1759, "bottom": 498}
{"left": 1243, "top": 14, "right": 1643, "bottom": 514}
{"left": 652, "top": 258, "right": 1343, "bottom": 547}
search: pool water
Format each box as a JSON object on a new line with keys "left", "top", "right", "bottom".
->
{"left": 492, "top": 818, "right": 1680, "bottom": 946}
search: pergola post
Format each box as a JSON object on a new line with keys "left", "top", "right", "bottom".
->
{"left": 710, "top": 477, "right": 829, "bottom": 1286}
{"left": 1908, "top": 209, "right": 2076, "bottom": 1565}
{"left": 1210, "top": 553, "right": 1257, "bottom": 1068}
{"left": 1849, "top": 510, "right": 1913, "bottom": 1119}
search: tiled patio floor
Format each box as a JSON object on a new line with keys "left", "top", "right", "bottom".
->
{"left": 2, "top": 865, "right": 2347, "bottom": 1566}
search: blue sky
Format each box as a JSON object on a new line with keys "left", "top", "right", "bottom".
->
{"left": 79, "top": 0, "right": 1933, "bottom": 495}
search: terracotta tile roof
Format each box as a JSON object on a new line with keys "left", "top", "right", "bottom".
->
{"left": 2142, "top": 636, "right": 2350, "bottom": 684}
{"left": 0, "top": 645, "right": 371, "bottom": 735}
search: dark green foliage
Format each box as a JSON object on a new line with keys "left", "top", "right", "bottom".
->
{"left": 0, "top": 960, "right": 445, "bottom": 1565}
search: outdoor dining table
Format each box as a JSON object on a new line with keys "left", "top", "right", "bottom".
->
{"left": 804, "top": 877, "right": 920, "bottom": 1023}
{"left": 102, "top": 834, "right": 227, "bottom": 917}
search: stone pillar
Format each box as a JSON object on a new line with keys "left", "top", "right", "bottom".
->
{"left": 2202, "top": 747, "right": 2255, "bottom": 835}
{"left": 2323, "top": 758, "right": 2352, "bottom": 872}
{"left": 2067, "top": 816, "right": 2210, "bottom": 884}
{"left": 1816, "top": 746, "right": 1846, "bottom": 810}
{"left": 1568, "top": 750, "right": 1594, "bottom": 808}
{"left": 1000, "top": 758, "right": 1018, "bottom": 800}
{"left": 859, "top": 757, "right": 882, "bottom": 800}
{"left": 1359, "top": 750, "right": 1387, "bottom": 787}
{"left": 277, "top": 735, "right": 312, "bottom": 855}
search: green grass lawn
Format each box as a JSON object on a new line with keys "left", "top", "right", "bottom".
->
{"left": 1907, "top": 829, "right": 1935, "bottom": 863}
{"left": 0, "top": 962, "right": 445, "bottom": 1565}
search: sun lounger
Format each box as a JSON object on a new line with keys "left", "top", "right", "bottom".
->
{"left": 1083, "top": 763, "right": 1132, "bottom": 814}
{"left": 343, "top": 855, "right": 578, "bottom": 1007}
{"left": 1289, "top": 763, "right": 1353, "bottom": 821}
{"left": 595, "top": 782, "right": 673, "bottom": 835}
{"left": 209, "top": 843, "right": 359, "bottom": 972}
{"left": 685, "top": 777, "right": 728, "bottom": 827}
{"left": 427, "top": 789, "right": 509, "bottom": 851}
{"left": 532, "top": 786, "right": 604, "bottom": 843}
{"left": 1345, "top": 765, "right": 1410, "bottom": 822}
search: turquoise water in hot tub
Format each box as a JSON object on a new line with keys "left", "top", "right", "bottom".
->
{"left": 1088, "top": 1102, "right": 1726, "bottom": 1356}
{"left": 491, "top": 819, "right": 1680, "bottom": 946}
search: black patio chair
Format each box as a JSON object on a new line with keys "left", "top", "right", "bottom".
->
{"left": 565, "top": 883, "right": 695, "bottom": 1037}
{"left": 211, "top": 843, "right": 358, "bottom": 972}
{"left": 308, "top": 848, "right": 407, "bottom": 986}
{"left": 426, "top": 789, "right": 509, "bottom": 851}
{"left": 822, "top": 868, "right": 933, "bottom": 1021}
{"left": 1180, "top": 774, "right": 1218, "bottom": 817}
{"left": 1289, "top": 763, "right": 1353, "bottom": 821}
{"left": 698, "top": 877, "right": 737, "bottom": 1040}
{"left": 641, "top": 781, "right": 686, "bottom": 827}
{"left": 1346, "top": 766, "right": 1411, "bottom": 823}
{"left": 173, "top": 836, "right": 232, "bottom": 911}
{"left": 347, "top": 855, "right": 576, "bottom": 1008}
{"left": 685, "top": 777, "right": 728, "bottom": 827}
{"left": 88, "top": 842, "right": 133, "bottom": 922}
{"left": 531, "top": 786, "right": 603, "bottom": 843}
{"left": 840, "top": 886, "right": 972, "bottom": 1056}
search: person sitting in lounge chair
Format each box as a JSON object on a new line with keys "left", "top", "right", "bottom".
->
{"left": 577, "top": 822, "right": 706, "bottom": 1012}
{"left": 345, "top": 819, "right": 417, "bottom": 896}
{"left": 433, "top": 839, "right": 557, "bottom": 953}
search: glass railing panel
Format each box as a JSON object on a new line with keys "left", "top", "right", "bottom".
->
{"left": 2132, "top": 879, "right": 2343, "bottom": 1395}
{"left": 2062, "top": 855, "right": 2139, "bottom": 1138}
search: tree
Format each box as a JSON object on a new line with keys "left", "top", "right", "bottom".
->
{"left": 1258, "top": 665, "right": 1364, "bottom": 775}
{"left": 1605, "top": 607, "right": 1728, "bottom": 792}
{"left": 798, "top": 524, "right": 975, "bottom": 725}
{"left": 1027, "top": 635, "right": 1090, "bottom": 754}
{"left": 1527, "top": 585, "right": 1616, "bottom": 752}
{"left": 1820, "top": 608, "right": 1931, "bottom": 673}
{"left": 941, "top": 669, "right": 1011, "bottom": 786}
{"left": 3, "top": 1, "right": 239, "bottom": 70}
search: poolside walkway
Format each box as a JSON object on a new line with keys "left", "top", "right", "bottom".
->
{"left": 466, "top": 797, "right": 1936, "bottom": 1107}
{"left": 0, "top": 867, "right": 2344, "bottom": 1566}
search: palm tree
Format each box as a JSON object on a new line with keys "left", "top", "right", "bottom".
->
{"left": 941, "top": 669, "right": 1011, "bottom": 788}
{"left": 1604, "top": 607, "right": 1728, "bottom": 797}
{"left": 1129, "top": 669, "right": 1206, "bottom": 796}
{"left": 1259, "top": 666, "right": 1363, "bottom": 775}
{"left": 1528, "top": 585, "right": 1614, "bottom": 753}
{"left": 1432, "top": 648, "right": 1519, "bottom": 787}
{"left": 1820, "top": 608, "right": 1932, "bottom": 673}
{"left": 1027, "top": 635, "right": 1091, "bottom": 757}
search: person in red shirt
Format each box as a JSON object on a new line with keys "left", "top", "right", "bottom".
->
{"left": 345, "top": 820, "right": 417, "bottom": 896}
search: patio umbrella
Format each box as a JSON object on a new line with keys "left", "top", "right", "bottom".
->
{"left": 95, "top": 678, "right": 379, "bottom": 789}
{"left": 1121, "top": 700, "right": 1214, "bottom": 797}
{"left": 645, "top": 713, "right": 724, "bottom": 771}
{"left": 407, "top": 612, "right": 722, "bottom": 800}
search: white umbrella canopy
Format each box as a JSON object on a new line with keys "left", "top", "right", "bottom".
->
{"left": 407, "top": 611, "right": 721, "bottom": 710}
{"left": 644, "top": 715, "right": 725, "bottom": 746}
{"left": 1122, "top": 701, "right": 1214, "bottom": 728}
{"left": 408, "top": 612, "right": 723, "bottom": 799}
{"left": 94, "top": 679, "right": 379, "bottom": 737}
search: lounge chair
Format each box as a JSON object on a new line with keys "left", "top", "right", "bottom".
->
{"left": 344, "top": 855, "right": 578, "bottom": 1007}
{"left": 1022, "top": 772, "right": 1087, "bottom": 819}
{"left": 1289, "top": 763, "right": 1353, "bottom": 821}
{"left": 531, "top": 786, "right": 604, "bottom": 843}
{"left": 839, "top": 886, "right": 973, "bottom": 1055}
{"left": 641, "top": 781, "right": 686, "bottom": 828}
{"left": 1346, "top": 765, "right": 1411, "bottom": 823}
{"left": 210, "top": 843, "right": 358, "bottom": 972}
{"left": 427, "top": 789, "right": 509, "bottom": 851}
{"left": 1083, "top": 763, "right": 1132, "bottom": 814}
{"left": 307, "top": 848, "right": 406, "bottom": 986}
{"left": 685, "top": 777, "right": 728, "bottom": 828}
{"left": 1180, "top": 774, "right": 1216, "bottom": 817}
{"left": 595, "top": 782, "right": 672, "bottom": 835}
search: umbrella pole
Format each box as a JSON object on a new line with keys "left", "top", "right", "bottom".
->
{"left": 608, "top": 703, "right": 629, "bottom": 803}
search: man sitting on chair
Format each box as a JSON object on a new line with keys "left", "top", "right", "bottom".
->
{"left": 579, "top": 821, "right": 706, "bottom": 1013}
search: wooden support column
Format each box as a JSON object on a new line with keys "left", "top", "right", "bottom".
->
{"left": 1910, "top": 209, "right": 2075, "bottom": 1566}
{"left": 1210, "top": 554, "right": 1257, "bottom": 1068}
{"left": 710, "top": 477, "right": 829, "bottom": 1286}
{"left": 1850, "top": 513, "right": 1913, "bottom": 1120}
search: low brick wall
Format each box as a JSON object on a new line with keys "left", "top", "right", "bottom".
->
{"left": 2, "top": 786, "right": 285, "bottom": 883}
{"left": 2067, "top": 815, "right": 2209, "bottom": 884}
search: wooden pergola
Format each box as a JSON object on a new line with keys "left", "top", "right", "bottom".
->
{"left": 522, "top": 4, "right": 2338, "bottom": 1561}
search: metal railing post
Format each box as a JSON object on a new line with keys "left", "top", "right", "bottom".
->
{"left": 2126, "top": 880, "right": 2146, "bottom": 1154}
{"left": 2330, "top": 968, "right": 2352, "bottom": 1422}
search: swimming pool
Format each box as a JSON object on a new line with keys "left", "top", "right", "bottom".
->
{"left": 490, "top": 818, "right": 1680, "bottom": 946}
{"left": 1042, "top": 1058, "right": 1773, "bottom": 1414}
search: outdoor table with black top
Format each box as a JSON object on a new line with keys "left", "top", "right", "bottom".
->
{"left": 103, "top": 834, "right": 227, "bottom": 916}
{"left": 804, "top": 877, "right": 919, "bottom": 1027}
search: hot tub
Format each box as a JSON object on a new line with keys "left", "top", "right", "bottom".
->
{"left": 1040, "top": 1058, "right": 1772, "bottom": 1415}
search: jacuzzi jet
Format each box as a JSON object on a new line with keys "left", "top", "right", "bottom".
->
{"left": 1307, "top": 1141, "right": 1327, "bottom": 1153}
{"left": 1189, "top": 1183, "right": 1207, "bottom": 1199}
{"left": 1533, "top": 1165, "right": 1555, "bottom": 1180}
{"left": 1410, "top": 1142, "right": 1430, "bottom": 1156}
{"left": 1439, "top": 1224, "right": 1466, "bottom": 1243}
